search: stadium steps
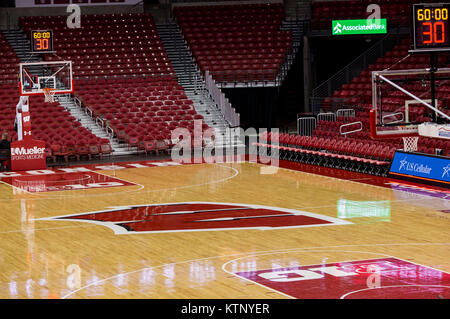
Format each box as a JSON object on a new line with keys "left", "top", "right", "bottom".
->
{"left": 276, "top": 19, "right": 305, "bottom": 85}
{"left": 55, "top": 94, "right": 134, "bottom": 156}
{"left": 156, "top": 22, "right": 245, "bottom": 149}
{"left": 2, "top": 29, "right": 44, "bottom": 81}
{"left": 284, "top": 0, "right": 312, "bottom": 20}
{"left": 1, "top": 29, "right": 41, "bottom": 63}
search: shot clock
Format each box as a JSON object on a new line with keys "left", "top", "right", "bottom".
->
{"left": 412, "top": 3, "right": 450, "bottom": 52}
{"left": 30, "top": 30, "right": 54, "bottom": 53}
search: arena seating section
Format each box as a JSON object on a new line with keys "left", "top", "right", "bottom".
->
{"left": 0, "top": 32, "right": 18, "bottom": 83}
{"left": 1, "top": 4, "right": 449, "bottom": 173}
{"left": 1, "top": 29, "right": 109, "bottom": 163}
{"left": 311, "top": 0, "right": 438, "bottom": 30}
{"left": 19, "top": 13, "right": 174, "bottom": 78}
{"left": 75, "top": 76, "right": 208, "bottom": 152}
{"left": 256, "top": 35, "right": 450, "bottom": 175}
{"left": 0, "top": 83, "right": 111, "bottom": 163}
{"left": 320, "top": 38, "right": 450, "bottom": 155}
{"left": 174, "top": 3, "right": 293, "bottom": 83}
{"left": 15, "top": 13, "right": 212, "bottom": 159}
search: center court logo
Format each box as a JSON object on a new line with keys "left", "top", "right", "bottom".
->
{"left": 36, "top": 202, "right": 352, "bottom": 234}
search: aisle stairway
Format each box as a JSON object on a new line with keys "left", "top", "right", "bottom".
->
{"left": 156, "top": 22, "right": 245, "bottom": 149}
{"left": 56, "top": 94, "right": 131, "bottom": 156}
{"left": 1, "top": 29, "right": 41, "bottom": 63}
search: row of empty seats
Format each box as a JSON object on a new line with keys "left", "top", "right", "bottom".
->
{"left": 0, "top": 83, "right": 113, "bottom": 163}
{"left": 307, "top": 37, "right": 450, "bottom": 171}
{"left": 296, "top": 27, "right": 449, "bottom": 175}
{"left": 19, "top": 13, "right": 174, "bottom": 79}
{"left": 257, "top": 131, "right": 394, "bottom": 175}
{"left": 0, "top": 32, "right": 19, "bottom": 82}
{"left": 75, "top": 77, "right": 212, "bottom": 150}
{"left": 174, "top": 3, "right": 292, "bottom": 83}
{"left": 312, "top": 117, "right": 450, "bottom": 156}
{"left": 0, "top": 24, "right": 116, "bottom": 164}
{"left": 16, "top": 12, "right": 212, "bottom": 155}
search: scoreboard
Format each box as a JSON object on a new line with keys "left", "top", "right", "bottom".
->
{"left": 412, "top": 3, "right": 450, "bottom": 52}
{"left": 30, "top": 30, "right": 54, "bottom": 53}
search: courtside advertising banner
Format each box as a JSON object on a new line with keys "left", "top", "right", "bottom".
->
{"left": 332, "top": 19, "right": 387, "bottom": 35}
{"left": 389, "top": 150, "right": 450, "bottom": 184}
{"left": 10, "top": 139, "right": 46, "bottom": 171}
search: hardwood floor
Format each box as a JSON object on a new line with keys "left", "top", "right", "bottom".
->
{"left": 0, "top": 160, "right": 448, "bottom": 299}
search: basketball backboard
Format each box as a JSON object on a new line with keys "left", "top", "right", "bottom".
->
{"left": 370, "top": 67, "right": 450, "bottom": 139}
{"left": 19, "top": 61, "right": 73, "bottom": 96}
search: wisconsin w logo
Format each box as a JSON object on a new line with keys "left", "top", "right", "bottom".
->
{"left": 36, "top": 202, "right": 351, "bottom": 234}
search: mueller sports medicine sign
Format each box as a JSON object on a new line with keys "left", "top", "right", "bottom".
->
{"left": 11, "top": 146, "right": 45, "bottom": 158}
{"left": 10, "top": 139, "right": 46, "bottom": 171}
{"left": 389, "top": 151, "right": 450, "bottom": 185}
{"left": 332, "top": 19, "right": 387, "bottom": 35}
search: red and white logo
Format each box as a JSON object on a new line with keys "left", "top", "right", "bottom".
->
{"left": 233, "top": 258, "right": 450, "bottom": 299}
{"left": 36, "top": 202, "right": 352, "bottom": 234}
{"left": 2, "top": 170, "right": 137, "bottom": 193}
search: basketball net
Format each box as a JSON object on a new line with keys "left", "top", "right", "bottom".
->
{"left": 402, "top": 136, "right": 419, "bottom": 152}
{"left": 43, "top": 88, "right": 56, "bottom": 103}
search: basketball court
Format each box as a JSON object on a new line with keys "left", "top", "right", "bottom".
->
{"left": 0, "top": 158, "right": 448, "bottom": 299}
{"left": 0, "top": 0, "right": 449, "bottom": 303}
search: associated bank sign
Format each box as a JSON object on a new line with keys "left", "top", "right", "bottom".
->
{"left": 390, "top": 151, "right": 450, "bottom": 184}
{"left": 332, "top": 19, "right": 387, "bottom": 35}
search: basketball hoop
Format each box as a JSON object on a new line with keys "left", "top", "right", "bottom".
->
{"left": 43, "top": 88, "right": 56, "bottom": 103}
{"left": 402, "top": 136, "right": 419, "bottom": 152}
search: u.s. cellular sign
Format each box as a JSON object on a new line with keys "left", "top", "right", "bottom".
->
{"left": 332, "top": 19, "right": 387, "bottom": 35}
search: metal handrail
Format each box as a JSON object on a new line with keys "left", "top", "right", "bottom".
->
{"left": 297, "top": 116, "right": 316, "bottom": 136}
{"left": 382, "top": 112, "right": 404, "bottom": 125}
{"left": 339, "top": 121, "right": 363, "bottom": 136}
{"left": 85, "top": 106, "right": 93, "bottom": 118}
{"left": 74, "top": 97, "right": 82, "bottom": 107}
{"left": 106, "top": 126, "right": 114, "bottom": 138}
{"left": 336, "top": 108, "right": 356, "bottom": 119}
{"left": 317, "top": 112, "right": 336, "bottom": 122}
{"left": 96, "top": 117, "right": 104, "bottom": 128}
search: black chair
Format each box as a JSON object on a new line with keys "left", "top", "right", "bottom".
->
{"left": 0, "top": 148, "right": 10, "bottom": 171}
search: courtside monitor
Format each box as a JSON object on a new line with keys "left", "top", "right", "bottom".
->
{"left": 412, "top": 3, "right": 450, "bottom": 52}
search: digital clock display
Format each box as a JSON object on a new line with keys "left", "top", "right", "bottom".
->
{"left": 31, "top": 30, "right": 53, "bottom": 53}
{"left": 413, "top": 3, "right": 450, "bottom": 51}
